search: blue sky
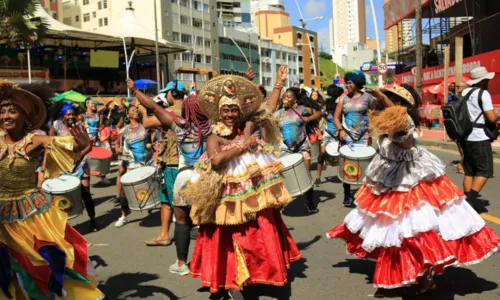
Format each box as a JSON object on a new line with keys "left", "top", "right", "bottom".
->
{"left": 282, "top": 0, "right": 386, "bottom": 53}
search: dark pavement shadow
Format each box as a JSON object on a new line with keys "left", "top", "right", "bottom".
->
{"left": 92, "top": 176, "right": 116, "bottom": 188}
{"left": 296, "top": 235, "right": 321, "bottom": 251}
{"left": 128, "top": 208, "right": 162, "bottom": 227}
{"left": 92, "top": 195, "right": 113, "bottom": 207}
{"left": 316, "top": 190, "right": 337, "bottom": 204}
{"left": 333, "top": 259, "right": 498, "bottom": 300}
{"left": 89, "top": 254, "right": 108, "bottom": 269}
{"left": 98, "top": 272, "right": 179, "bottom": 299}
{"left": 73, "top": 208, "right": 122, "bottom": 235}
{"left": 324, "top": 175, "right": 342, "bottom": 184}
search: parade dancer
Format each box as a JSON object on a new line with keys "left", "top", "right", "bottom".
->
{"left": 180, "top": 74, "right": 301, "bottom": 296}
{"left": 50, "top": 101, "right": 98, "bottom": 232}
{"left": 127, "top": 79, "right": 212, "bottom": 276}
{"left": 334, "top": 70, "right": 376, "bottom": 206}
{"left": 315, "top": 84, "right": 344, "bottom": 185}
{"left": 114, "top": 100, "right": 154, "bottom": 228}
{"left": 326, "top": 84, "right": 500, "bottom": 297}
{"left": 271, "top": 66, "right": 322, "bottom": 213}
{"left": 0, "top": 80, "right": 103, "bottom": 299}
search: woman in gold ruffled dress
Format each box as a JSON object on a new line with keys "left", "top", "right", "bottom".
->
{"left": 0, "top": 80, "right": 103, "bottom": 299}
{"left": 180, "top": 75, "right": 301, "bottom": 295}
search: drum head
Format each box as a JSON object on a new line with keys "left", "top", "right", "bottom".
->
{"left": 88, "top": 147, "right": 112, "bottom": 159}
{"left": 279, "top": 153, "right": 303, "bottom": 168}
{"left": 326, "top": 141, "right": 340, "bottom": 156}
{"left": 339, "top": 144, "right": 376, "bottom": 159}
{"left": 121, "top": 166, "right": 156, "bottom": 184}
{"left": 42, "top": 175, "right": 80, "bottom": 194}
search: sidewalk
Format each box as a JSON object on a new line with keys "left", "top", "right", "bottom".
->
{"left": 418, "top": 129, "right": 500, "bottom": 160}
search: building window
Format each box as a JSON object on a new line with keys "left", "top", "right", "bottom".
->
{"left": 182, "top": 52, "right": 192, "bottom": 61}
{"left": 204, "top": 38, "right": 211, "bottom": 47}
{"left": 173, "top": 32, "right": 180, "bottom": 42}
{"left": 171, "top": 0, "right": 177, "bottom": 3}
{"left": 75, "top": 15, "right": 79, "bottom": 22}
{"left": 203, "top": 3, "right": 209, "bottom": 12}
{"left": 193, "top": 18, "right": 202, "bottom": 28}
{"left": 98, "top": 18, "right": 103, "bottom": 26}
{"left": 204, "top": 21, "right": 210, "bottom": 30}
{"left": 103, "top": 0, "right": 107, "bottom": 8}
{"left": 180, "top": 0, "right": 188, "bottom": 7}
{"left": 172, "top": 13, "right": 179, "bottom": 24}
{"left": 180, "top": 15, "right": 189, "bottom": 25}
{"left": 174, "top": 53, "right": 181, "bottom": 61}
{"left": 192, "top": 1, "right": 202, "bottom": 11}
{"left": 194, "top": 54, "right": 202, "bottom": 63}
{"left": 83, "top": 0, "right": 89, "bottom": 5}
{"left": 92, "top": 11, "right": 96, "bottom": 18}
{"left": 196, "top": 36, "right": 203, "bottom": 46}
{"left": 104, "top": 17, "right": 108, "bottom": 26}
{"left": 83, "top": 13, "right": 90, "bottom": 22}
{"left": 205, "top": 55, "right": 211, "bottom": 64}
{"left": 98, "top": 1, "right": 102, "bottom": 9}
{"left": 181, "top": 33, "right": 192, "bottom": 44}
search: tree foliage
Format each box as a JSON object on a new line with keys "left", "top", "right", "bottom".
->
{"left": 0, "top": 0, "right": 48, "bottom": 45}
{"left": 319, "top": 51, "right": 332, "bottom": 60}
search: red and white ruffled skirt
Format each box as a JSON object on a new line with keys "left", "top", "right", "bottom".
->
{"left": 327, "top": 176, "right": 500, "bottom": 289}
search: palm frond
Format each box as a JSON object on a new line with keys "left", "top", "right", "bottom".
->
{"left": 1, "top": 0, "right": 37, "bottom": 18}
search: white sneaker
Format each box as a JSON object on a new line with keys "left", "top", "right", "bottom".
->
{"left": 169, "top": 260, "right": 189, "bottom": 275}
{"left": 115, "top": 216, "right": 128, "bottom": 228}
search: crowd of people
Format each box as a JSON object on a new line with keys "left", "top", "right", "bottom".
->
{"left": 0, "top": 64, "right": 499, "bottom": 299}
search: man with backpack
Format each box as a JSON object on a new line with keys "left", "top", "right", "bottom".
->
{"left": 460, "top": 67, "right": 499, "bottom": 212}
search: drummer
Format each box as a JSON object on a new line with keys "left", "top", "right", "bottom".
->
{"left": 50, "top": 101, "right": 98, "bottom": 232}
{"left": 315, "top": 84, "right": 344, "bottom": 186}
{"left": 126, "top": 78, "right": 213, "bottom": 276}
{"left": 270, "top": 66, "right": 322, "bottom": 213}
{"left": 113, "top": 100, "right": 156, "bottom": 228}
{"left": 333, "top": 70, "right": 376, "bottom": 207}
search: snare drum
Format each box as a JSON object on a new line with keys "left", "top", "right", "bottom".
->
{"left": 121, "top": 166, "right": 160, "bottom": 211}
{"left": 338, "top": 144, "right": 376, "bottom": 185}
{"left": 173, "top": 167, "right": 197, "bottom": 206}
{"left": 279, "top": 154, "right": 313, "bottom": 197}
{"left": 325, "top": 141, "right": 340, "bottom": 166}
{"left": 310, "top": 141, "right": 320, "bottom": 162}
{"left": 42, "top": 175, "right": 83, "bottom": 220}
{"left": 88, "top": 147, "right": 112, "bottom": 176}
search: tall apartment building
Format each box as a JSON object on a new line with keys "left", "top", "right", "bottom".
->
{"left": 61, "top": 0, "right": 219, "bottom": 88}
{"left": 218, "top": 27, "right": 259, "bottom": 80}
{"left": 259, "top": 40, "right": 299, "bottom": 92}
{"left": 331, "top": 0, "right": 366, "bottom": 50}
{"left": 39, "top": 0, "right": 63, "bottom": 21}
{"left": 216, "top": 0, "right": 252, "bottom": 28}
{"left": 385, "top": 19, "right": 414, "bottom": 53}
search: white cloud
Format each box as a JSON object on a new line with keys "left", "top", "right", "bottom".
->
{"left": 304, "top": 0, "right": 327, "bottom": 18}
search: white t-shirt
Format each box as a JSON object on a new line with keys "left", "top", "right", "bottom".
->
{"left": 462, "top": 88, "right": 494, "bottom": 141}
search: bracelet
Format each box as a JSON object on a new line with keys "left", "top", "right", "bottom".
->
{"left": 236, "top": 141, "right": 246, "bottom": 153}
{"left": 274, "top": 82, "right": 284, "bottom": 89}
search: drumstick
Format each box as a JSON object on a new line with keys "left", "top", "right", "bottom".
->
{"left": 40, "top": 142, "right": 50, "bottom": 172}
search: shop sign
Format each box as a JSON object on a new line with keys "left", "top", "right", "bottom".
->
{"left": 434, "top": 0, "right": 463, "bottom": 14}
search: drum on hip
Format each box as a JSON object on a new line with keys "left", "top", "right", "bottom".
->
{"left": 88, "top": 146, "right": 112, "bottom": 176}
{"left": 42, "top": 175, "right": 83, "bottom": 220}
{"left": 279, "top": 153, "right": 314, "bottom": 197}
{"left": 173, "top": 167, "right": 196, "bottom": 207}
{"left": 338, "top": 144, "right": 376, "bottom": 185}
{"left": 310, "top": 141, "right": 320, "bottom": 162}
{"left": 325, "top": 141, "right": 340, "bottom": 166}
{"left": 120, "top": 166, "right": 161, "bottom": 211}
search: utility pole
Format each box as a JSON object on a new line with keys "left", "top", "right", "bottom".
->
{"left": 154, "top": 0, "right": 161, "bottom": 94}
{"left": 415, "top": 0, "right": 423, "bottom": 97}
{"left": 153, "top": 0, "right": 161, "bottom": 93}
{"left": 369, "top": 0, "right": 383, "bottom": 87}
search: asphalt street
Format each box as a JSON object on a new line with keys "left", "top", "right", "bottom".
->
{"left": 72, "top": 147, "right": 500, "bottom": 300}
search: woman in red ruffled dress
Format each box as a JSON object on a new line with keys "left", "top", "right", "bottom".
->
{"left": 180, "top": 75, "right": 301, "bottom": 297}
{"left": 327, "top": 84, "right": 500, "bottom": 297}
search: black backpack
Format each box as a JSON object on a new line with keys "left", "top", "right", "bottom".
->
{"left": 443, "top": 88, "right": 499, "bottom": 142}
{"left": 442, "top": 88, "right": 479, "bottom": 142}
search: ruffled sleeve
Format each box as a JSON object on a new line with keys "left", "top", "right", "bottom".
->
{"left": 44, "top": 136, "right": 81, "bottom": 179}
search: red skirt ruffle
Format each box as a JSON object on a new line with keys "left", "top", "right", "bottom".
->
{"left": 328, "top": 224, "right": 500, "bottom": 288}
{"left": 356, "top": 176, "right": 464, "bottom": 218}
{"left": 189, "top": 208, "right": 302, "bottom": 292}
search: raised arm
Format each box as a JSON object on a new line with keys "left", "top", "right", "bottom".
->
{"left": 208, "top": 135, "right": 258, "bottom": 168}
{"left": 138, "top": 105, "right": 162, "bottom": 129}
{"left": 126, "top": 78, "right": 175, "bottom": 128}
{"left": 366, "top": 88, "right": 394, "bottom": 108}
{"left": 266, "top": 65, "right": 288, "bottom": 114}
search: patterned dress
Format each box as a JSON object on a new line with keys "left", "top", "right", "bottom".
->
{"left": 0, "top": 132, "right": 103, "bottom": 299}
{"left": 340, "top": 93, "right": 375, "bottom": 144}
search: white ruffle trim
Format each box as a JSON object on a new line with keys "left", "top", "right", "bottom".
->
{"left": 344, "top": 198, "right": 486, "bottom": 252}
{"left": 223, "top": 149, "right": 281, "bottom": 178}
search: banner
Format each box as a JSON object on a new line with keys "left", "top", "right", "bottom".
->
{"left": 383, "top": 0, "right": 431, "bottom": 30}
{"left": 90, "top": 50, "right": 119, "bottom": 68}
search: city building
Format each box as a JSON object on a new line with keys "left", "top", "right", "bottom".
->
{"left": 341, "top": 42, "right": 376, "bottom": 72}
{"left": 254, "top": 9, "right": 290, "bottom": 39}
{"left": 39, "top": 0, "right": 63, "bottom": 21}
{"left": 330, "top": 0, "right": 366, "bottom": 50}
{"left": 366, "top": 38, "right": 377, "bottom": 51}
{"left": 218, "top": 27, "right": 259, "bottom": 80}
{"left": 62, "top": 0, "right": 219, "bottom": 88}
{"left": 216, "top": 0, "right": 252, "bottom": 28}
{"left": 250, "top": 0, "right": 285, "bottom": 22}
{"left": 259, "top": 39, "right": 299, "bottom": 92}
{"left": 384, "top": 19, "right": 414, "bottom": 53}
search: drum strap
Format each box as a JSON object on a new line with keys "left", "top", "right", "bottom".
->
{"left": 343, "top": 127, "right": 367, "bottom": 143}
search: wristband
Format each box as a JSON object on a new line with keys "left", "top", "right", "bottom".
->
{"left": 274, "top": 82, "right": 284, "bottom": 89}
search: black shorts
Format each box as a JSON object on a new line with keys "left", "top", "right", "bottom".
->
{"left": 462, "top": 140, "right": 494, "bottom": 178}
